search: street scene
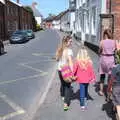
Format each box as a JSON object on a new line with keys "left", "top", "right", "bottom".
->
{"left": 0, "top": 0, "right": 120, "bottom": 120}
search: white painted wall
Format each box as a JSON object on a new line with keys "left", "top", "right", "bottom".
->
{"left": 70, "top": 12, "right": 75, "bottom": 32}
{"left": 35, "top": 17, "right": 42, "bottom": 25}
{"left": 60, "top": 11, "right": 70, "bottom": 32}
{"left": 52, "top": 20, "right": 60, "bottom": 29}
{"left": 74, "top": 0, "right": 107, "bottom": 46}
{"left": 101, "top": 0, "right": 107, "bottom": 13}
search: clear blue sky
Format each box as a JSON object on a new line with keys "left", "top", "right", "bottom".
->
{"left": 12, "top": 0, "right": 69, "bottom": 18}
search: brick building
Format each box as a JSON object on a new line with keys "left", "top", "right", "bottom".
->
{"left": 111, "top": 0, "right": 120, "bottom": 40}
{"left": 0, "top": 0, "right": 34, "bottom": 41}
{"left": 5, "top": 0, "right": 21, "bottom": 38}
{"left": 20, "top": 7, "right": 33, "bottom": 30}
{"left": 0, "top": 1, "right": 5, "bottom": 41}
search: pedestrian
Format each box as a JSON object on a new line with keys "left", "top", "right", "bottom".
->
{"left": 73, "top": 47, "right": 96, "bottom": 110}
{"left": 55, "top": 35, "right": 73, "bottom": 111}
{"left": 115, "top": 39, "right": 120, "bottom": 64}
{"left": 98, "top": 29, "right": 116, "bottom": 96}
{"left": 108, "top": 64, "right": 120, "bottom": 120}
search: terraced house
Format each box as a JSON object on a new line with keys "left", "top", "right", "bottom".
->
{"left": 73, "top": 0, "right": 120, "bottom": 51}
{"left": 0, "top": 0, "right": 34, "bottom": 41}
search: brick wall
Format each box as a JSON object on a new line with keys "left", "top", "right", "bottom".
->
{"left": 111, "top": 0, "right": 120, "bottom": 40}
{"left": 0, "top": 2, "right": 5, "bottom": 41}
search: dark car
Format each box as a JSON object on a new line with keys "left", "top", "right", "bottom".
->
{"left": 25, "top": 30, "right": 35, "bottom": 39}
{"left": 10, "top": 30, "right": 29, "bottom": 44}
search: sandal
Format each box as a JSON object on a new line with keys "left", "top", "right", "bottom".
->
{"left": 64, "top": 105, "right": 69, "bottom": 111}
{"left": 98, "top": 91, "right": 104, "bottom": 96}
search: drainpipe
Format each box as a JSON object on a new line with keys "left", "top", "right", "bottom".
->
{"left": 109, "top": 0, "right": 111, "bottom": 13}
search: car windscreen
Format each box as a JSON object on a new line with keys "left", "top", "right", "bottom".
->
{"left": 27, "top": 30, "right": 32, "bottom": 33}
{"left": 13, "top": 31, "right": 26, "bottom": 35}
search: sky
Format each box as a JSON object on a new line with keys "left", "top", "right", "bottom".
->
{"left": 12, "top": 0, "right": 69, "bottom": 18}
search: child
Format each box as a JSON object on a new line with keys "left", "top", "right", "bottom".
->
{"left": 73, "top": 47, "right": 96, "bottom": 110}
{"left": 108, "top": 64, "right": 120, "bottom": 120}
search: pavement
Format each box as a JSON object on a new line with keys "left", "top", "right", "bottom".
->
{"left": 32, "top": 31, "right": 116, "bottom": 120}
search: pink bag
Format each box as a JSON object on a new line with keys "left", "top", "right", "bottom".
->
{"left": 61, "top": 65, "right": 74, "bottom": 83}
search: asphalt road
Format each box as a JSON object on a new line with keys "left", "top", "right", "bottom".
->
{"left": 0, "top": 30, "right": 60, "bottom": 120}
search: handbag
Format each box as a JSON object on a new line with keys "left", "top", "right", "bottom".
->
{"left": 114, "top": 50, "right": 120, "bottom": 64}
{"left": 61, "top": 65, "right": 74, "bottom": 83}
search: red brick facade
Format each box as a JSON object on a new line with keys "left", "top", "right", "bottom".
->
{"left": 20, "top": 7, "right": 33, "bottom": 30}
{"left": 111, "top": 0, "right": 120, "bottom": 40}
{"left": 0, "top": 2, "right": 5, "bottom": 41}
{"left": 0, "top": 1, "right": 34, "bottom": 41}
{"left": 5, "top": 0, "right": 20, "bottom": 38}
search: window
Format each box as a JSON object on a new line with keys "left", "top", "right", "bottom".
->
{"left": 91, "top": 7, "right": 96, "bottom": 35}
{"left": 7, "top": 6, "right": 9, "bottom": 15}
{"left": 86, "top": 11, "right": 89, "bottom": 33}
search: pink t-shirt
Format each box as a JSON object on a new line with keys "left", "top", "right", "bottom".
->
{"left": 73, "top": 60, "right": 96, "bottom": 83}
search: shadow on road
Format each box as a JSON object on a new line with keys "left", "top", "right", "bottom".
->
{"left": 102, "top": 101, "right": 117, "bottom": 120}
{"left": 71, "top": 89, "right": 94, "bottom": 102}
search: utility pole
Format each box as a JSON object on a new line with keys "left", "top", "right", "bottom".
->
{"left": 109, "top": 0, "right": 111, "bottom": 13}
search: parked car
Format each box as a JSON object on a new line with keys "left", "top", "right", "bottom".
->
{"left": 10, "top": 30, "right": 29, "bottom": 44}
{"left": 0, "top": 40, "right": 4, "bottom": 55}
{"left": 25, "top": 30, "right": 35, "bottom": 39}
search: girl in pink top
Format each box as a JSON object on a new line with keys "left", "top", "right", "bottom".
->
{"left": 73, "top": 47, "right": 96, "bottom": 110}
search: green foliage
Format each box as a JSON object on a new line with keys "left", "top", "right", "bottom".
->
{"left": 24, "top": 6, "right": 33, "bottom": 15}
{"left": 36, "top": 24, "right": 43, "bottom": 31}
{"left": 115, "top": 50, "right": 120, "bottom": 64}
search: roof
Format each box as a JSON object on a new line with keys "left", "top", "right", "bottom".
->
{"left": 43, "top": 9, "right": 69, "bottom": 22}
{"left": 9, "top": 0, "right": 22, "bottom": 7}
{"left": 31, "top": 6, "right": 43, "bottom": 17}
{"left": 0, "top": 0, "right": 5, "bottom": 4}
{"left": 54, "top": 9, "right": 69, "bottom": 20}
{"left": 43, "top": 16, "right": 56, "bottom": 22}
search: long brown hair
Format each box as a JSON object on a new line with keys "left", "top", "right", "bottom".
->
{"left": 56, "top": 35, "right": 72, "bottom": 61}
{"left": 103, "top": 29, "right": 112, "bottom": 39}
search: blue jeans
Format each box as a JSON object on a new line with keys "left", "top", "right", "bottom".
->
{"left": 80, "top": 83, "right": 89, "bottom": 106}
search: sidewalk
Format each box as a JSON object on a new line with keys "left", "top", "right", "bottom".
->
{"left": 33, "top": 32, "right": 115, "bottom": 120}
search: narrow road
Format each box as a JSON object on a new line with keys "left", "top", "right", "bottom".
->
{"left": 0, "top": 30, "right": 59, "bottom": 120}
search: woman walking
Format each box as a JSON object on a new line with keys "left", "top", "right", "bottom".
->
{"left": 56, "top": 35, "right": 73, "bottom": 111}
{"left": 99, "top": 29, "right": 116, "bottom": 96}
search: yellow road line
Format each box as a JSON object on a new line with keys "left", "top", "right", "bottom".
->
{"left": 19, "top": 63, "right": 48, "bottom": 74}
{"left": 0, "top": 92, "right": 25, "bottom": 112}
{"left": 19, "top": 59, "right": 54, "bottom": 65}
{"left": 0, "top": 74, "right": 43, "bottom": 85}
{"left": 0, "top": 92, "right": 25, "bottom": 120}
{"left": 32, "top": 53, "right": 54, "bottom": 56}
{"left": 0, "top": 111, "right": 25, "bottom": 120}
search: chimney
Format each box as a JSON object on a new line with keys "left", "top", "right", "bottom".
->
{"left": 32, "top": 2, "right": 37, "bottom": 8}
{"left": 17, "top": 0, "right": 19, "bottom": 3}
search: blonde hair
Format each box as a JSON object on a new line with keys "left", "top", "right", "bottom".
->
{"left": 76, "top": 47, "right": 92, "bottom": 69}
{"left": 56, "top": 35, "right": 72, "bottom": 61}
